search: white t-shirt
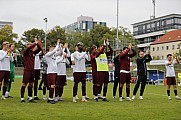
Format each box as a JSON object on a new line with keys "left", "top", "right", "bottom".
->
{"left": 34, "top": 51, "right": 41, "bottom": 70}
{"left": 165, "top": 60, "right": 176, "bottom": 77}
{"left": 45, "top": 45, "right": 62, "bottom": 74}
{"left": 56, "top": 53, "right": 67, "bottom": 76}
{"left": 73, "top": 51, "right": 90, "bottom": 72}
{"left": 0, "top": 50, "right": 11, "bottom": 71}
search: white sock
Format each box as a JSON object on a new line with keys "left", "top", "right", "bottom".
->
{"left": 21, "top": 98, "right": 24, "bottom": 101}
{"left": 48, "top": 98, "right": 53, "bottom": 101}
{"left": 29, "top": 97, "right": 33, "bottom": 100}
{"left": 82, "top": 96, "right": 86, "bottom": 100}
{"left": 34, "top": 96, "right": 37, "bottom": 98}
{"left": 43, "top": 95, "right": 46, "bottom": 98}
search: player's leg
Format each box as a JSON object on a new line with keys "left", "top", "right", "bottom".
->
{"left": 139, "top": 76, "right": 147, "bottom": 99}
{"left": 119, "top": 73, "right": 126, "bottom": 101}
{"left": 6, "top": 70, "right": 14, "bottom": 98}
{"left": 1, "top": 71, "right": 9, "bottom": 99}
{"left": 59, "top": 76, "right": 66, "bottom": 101}
{"left": 34, "top": 69, "right": 40, "bottom": 100}
{"left": 97, "top": 72, "right": 104, "bottom": 99}
{"left": 102, "top": 72, "right": 109, "bottom": 102}
{"left": 172, "top": 77, "right": 180, "bottom": 100}
{"left": 47, "top": 74, "right": 56, "bottom": 104}
{"left": 81, "top": 72, "right": 87, "bottom": 102}
{"left": 166, "top": 77, "right": 172, "bottom": 100}
{"left": 132, "top": 75, "right": 141, "bottom": 100}
{"left": 92, "top": 71, "right": 96, "bottom": 98}
{"left": 113, "top": 72, "right": 119, "bottom": 98}
{"left": 42, "top": 74, "right": 47, "bottom": 100}
{"left": 125, "top": 73, "right": 132, "bottom": 101}
{"left": 38, "top": 79, "right": 44, "bottom": 90}
{"left": 73, "top": 73, "right": 80, "bottom": 102}
{"left": 54, "top": 75, "right": 60, "bottom": 102}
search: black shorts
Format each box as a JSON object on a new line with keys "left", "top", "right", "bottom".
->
{"left": 73, "top": 72, "right": 86, "bottom": 84}
{"left": 34, "top": 69, "right": 40, "bottom": 80}
{"left": 97, "top": 71, "right": 109, "bottom": 85}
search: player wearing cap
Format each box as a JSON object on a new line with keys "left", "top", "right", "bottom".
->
{"left": 72, "top": 42, "right": 90, "bottom": 103}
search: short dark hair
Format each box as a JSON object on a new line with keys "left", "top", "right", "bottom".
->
{"left": 91, "top": 45, "right": 97, "bottom": 50}
{"left": 123, "top": 47, "right": 128, "bottom": 50}
{"left": 167, "top": 54, "right": 172, "bottom": 58}
{"left": 9, "top": 43, "right": 14, "bottom": 47}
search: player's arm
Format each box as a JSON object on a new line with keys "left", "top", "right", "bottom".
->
{"left": 45, "top": 40, "right": 60, "bottom": 57}
{"left": 23, "top": 42, "right": 37, "bottom": 55}
{"left": 105, "top": 39, "right": 113, "bottom": 56}
{"left": 56, "top": 56, "right": 64, "bottom": 64}
{"left": 71, "top": 53, "right": 75, "bottom": 65}
{"left": 74, "top": 52, "right": 87, "bottom": 61}
{"left": 129, "top": 49, "right": 137, "bottom": 58}
{"left": 34, "top": 42, "right": 43, "bottom": 54}
{"left": 54, "top": 46, "right": 63, "bottom": 57}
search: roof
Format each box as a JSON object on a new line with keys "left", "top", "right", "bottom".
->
{"left": 151, "top": 30, "right": 181, "bottom": 45}
{"left": 132, "top": 13, "right": 181, "bottom": 26}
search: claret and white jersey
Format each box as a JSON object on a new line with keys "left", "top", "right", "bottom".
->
{"left": 0, "top": 50, "right": 12, "bottom": 71}
{"left": 73, "top": 51, "right": 90, "bottom": 72}
{"left": 165, "top": 60, "right": 176, "bottom": 77}
{"left": 34, "top": 51, "right": 41, "bottom": 70}
{"left": 45, "top": 45, "right": 62, "bottom": 74}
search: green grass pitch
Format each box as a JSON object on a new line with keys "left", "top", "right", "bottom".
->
{"left": 0, "top": 79, "right": 181, "bottom": 120}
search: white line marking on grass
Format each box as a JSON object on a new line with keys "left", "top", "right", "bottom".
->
{"left": 146, "top": 93, "right": 167, "bottom": 97}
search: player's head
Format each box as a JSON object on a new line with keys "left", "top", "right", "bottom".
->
{"left": 139, "top": 51, "right": 144, "bottom": 58}
{"left": 167, "top": 54, "right": 172, "bottom": 61}
{"left": 2, "top": 41, "right": 9, "bottom": 51}
{"left": 34, "top": 36, "right": 38, "bottom": 41}
{"left": 91, "top": 45, "right": 97, "bottom": 54}
{"left": 74, "top": 45, "right": 78, "bottom": 51}
{"left": 115, "top": 48, "right": 122, "bottom": 54}
{"left": 123, "top": 47, "right": 128, "bottom": 51}
{"left": 26, "top": 42, "right": 32, "bottom": 48}
{"left": 77, "top": 42, "right": 83, "bottom": 52}
{"left": 9, "top": 43, "right": 15, "bottom": 51}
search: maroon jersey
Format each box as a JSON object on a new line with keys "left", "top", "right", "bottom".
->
{"left": 91, "top": 45, "right": 113, "bottom": 71}
{"left": 23, "top": 43, "right": 42, "bottom": 71}
{"left": 119, "top": 49, "right": 137, "bottom": 71}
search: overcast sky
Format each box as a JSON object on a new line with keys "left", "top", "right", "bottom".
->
{"left": 0, "top": 0, "right": 181, "bottom": 38}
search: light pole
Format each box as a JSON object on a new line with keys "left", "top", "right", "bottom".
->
{"left": 116, "top": 0, "right": 119, "bottom": 49}
{"left": 43, "top": 18, "right": 48, "bottom": 50}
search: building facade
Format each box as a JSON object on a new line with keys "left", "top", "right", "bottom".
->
{"left": 150, "top": 30, "right": 181, "bottom": 60}
{"left": 63, "top": 15, "right": 107, "bottom": 33}
{"left": 132, "top": 14, "right": 181, "bottom": 51}
{"left": 0, "top": 21, "right": 13, "bottom": 29}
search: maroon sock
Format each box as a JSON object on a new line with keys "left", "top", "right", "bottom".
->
{"left": 34, "top": 80, "right": 38, "bottom": 96}
{"left": 73, "top": 83, "right": 78, "bottom": 97}
{"left": 49, "top": 88, "right": 54, "bottom": 99}
{"left": 2, "top": 86, "right": 7, "bottom": 96}
{"left": 119, "top": 87, "right": 123, "bottom": 97}
{"left": 28, "top": 86, "right": 32, "bottom": 97}
{"left": 99, "top": 85, "right": 102, "bottom": 94}
{"left": 82, "top": 82, "right": 86, "bottom": 96}
{"left": 93, "top": 84, "right": 96, "bottom": 95}
{"left": 95, "top": 85, "right": 99, "bottom": 96}
{"left": 43, "top": 86, "right": 46, "bottom": 95}
{"left": 21, "top": 86, "right": 26, "bottom": 98}
{"left": 103, "top": 85, "right": 108, "bottom": 97}
{"left": 55, "top": 86, "right": 59, "bottom": 97}
{"left": 126, "top": 87, "right": 130, "bottom": 97}
{"left": 59, "top": 86, "right": 64, "bottom": 97}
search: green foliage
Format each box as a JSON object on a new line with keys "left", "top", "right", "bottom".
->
{"left": 47, "top": 26, "right": 66, "bottom": 47}
{"left": 0, "top": 25, "right": 18, "bottom": 48}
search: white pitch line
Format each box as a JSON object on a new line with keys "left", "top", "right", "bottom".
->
{"left": 146, "top": 93, "right": 167, "bottom": 97}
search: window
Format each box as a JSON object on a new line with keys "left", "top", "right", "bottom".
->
{"left": 153, "top": 47, "right": 155, "bottom": 51}
{"left": 147, "top": 24, "right": 150, "bottom": 29}
{"left": 177, "top": 44, "right": 180, "bottom": 49}
{"left": 162, "top": 56, "right": 164, "bottom": 59}
{"left": 133, "top": 27, "right": 138, "bottom": 32}
{"left": 162, "top": 46, "right": 164, "bottom": 50}
{"left": 157, "top": 47, "right": 159, "bottom": 51}
{"left": 172, "top": 45, "right": 175, "bottom": 50}
{"left": 151, "top": 23, "right": 155, "bottom": 28}
{"left": 157, "top": 22, "right": 160, "bottom": 27}
{"left": 166, "top": 46, "right": 169, "bottom": 50}
{"left": 143, "top": 25, "right": 145, "bottom": 30}
{"left": 166, "top": 19, "right": 172, "bottom": 24}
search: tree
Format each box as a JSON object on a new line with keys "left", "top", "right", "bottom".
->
{"left": 21, "top": 28, "right": 45, "bottom": 43}
{"left": 0, "top": 25, "right": 18, "bottom": 48}
{"left": 47, "top": 26, "right": 66, "bottom": 47}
